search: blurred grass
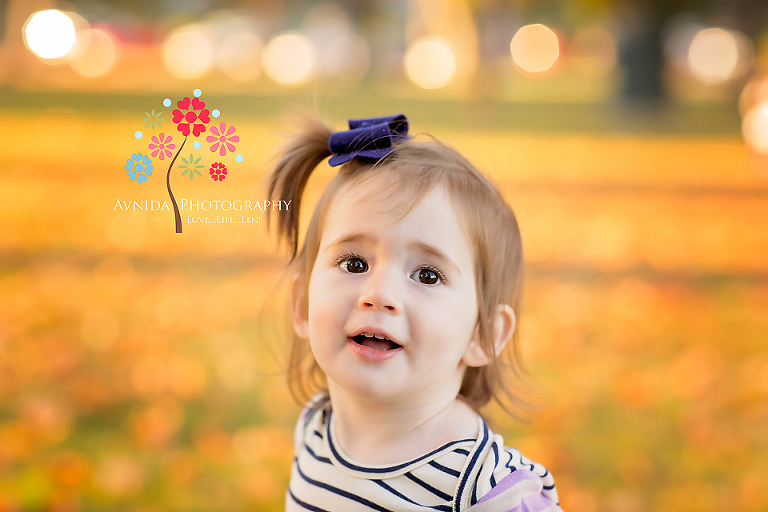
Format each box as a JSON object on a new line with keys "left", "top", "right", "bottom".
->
{"left": 0, "top": 89, "right": 744, "bottom": 135}
{"left": 1, "top": 97, "right": 767, "bottom": 512}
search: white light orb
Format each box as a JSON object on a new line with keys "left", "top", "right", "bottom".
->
{"left": 404, "top": 37, "right": 456, "bottom": 90}
{"left": 743, "top": 101, "right": 768, "bottom": 154}
{"left": 262, "top": 33, "right": 317, "bottom": 85}
{"left": 688, "top": 28, "right": 739, "bottom": 83}
{"left": 510, "top": 24, "right": 560, "bottom": 74}
{"left": 162, "top": 24, "right": 215, "bottom": 80}
{"left": 24, "top": 10, "right": 77, "bottom": 59}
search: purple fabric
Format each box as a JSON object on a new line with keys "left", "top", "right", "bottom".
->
{"left": 477, "top": 471, "right": 538, "bottom": 503}
{"left": 328, "top": 114, "right": 409, "bottom": 166}
{"left": 469, "top": 471, "right": 559, "bottom": 512}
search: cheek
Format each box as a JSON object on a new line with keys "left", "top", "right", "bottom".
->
{"left": 306, "top": 272, "right": 348, "bottom": 340}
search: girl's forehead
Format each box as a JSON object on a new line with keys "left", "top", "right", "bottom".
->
{"left": 331, "top": 173, "right": 438, "bottom": 226}
{"left": 320, "top": 181, "right": 473, "bottom": 259}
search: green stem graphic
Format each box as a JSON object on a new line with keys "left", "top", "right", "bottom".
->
{"left": 166, "top": 135, "right": 187, "bottom": 234}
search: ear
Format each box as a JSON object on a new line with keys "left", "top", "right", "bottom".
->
{"left": 462, "top": 305, "right": 517, "bottom": 367}
{"left": 289, "top": 274, "right": 309, "bottom": 339}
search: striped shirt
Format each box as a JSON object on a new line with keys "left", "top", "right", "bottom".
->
{"left": 286, "top": 396, "right": 561, "bottom": 512}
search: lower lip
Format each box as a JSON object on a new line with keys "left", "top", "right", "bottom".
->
{"left": 347, "top": 339, "right": 403, "bottom": 362}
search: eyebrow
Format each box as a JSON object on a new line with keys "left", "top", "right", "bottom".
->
{"left": 409, "top": 240, "right": 462, "bottom": 276}
{"left": 324, "top": 233, "right": 375, "bottom": 251}
{"left": 324, "top": 234, "right": 462, "bottom": 276}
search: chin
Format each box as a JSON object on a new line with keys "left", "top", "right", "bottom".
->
{"left": 330, "top": 371, "right": 407, "bottom": 403}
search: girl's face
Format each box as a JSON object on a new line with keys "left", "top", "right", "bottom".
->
{"left": 293, "top": 175, "right": 486, "bottom": 407}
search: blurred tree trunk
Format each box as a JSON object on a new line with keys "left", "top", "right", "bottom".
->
{"left": 617, "top": 6, "right": 666, "bottom": 102}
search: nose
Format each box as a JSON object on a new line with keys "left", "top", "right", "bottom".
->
{"left": 358, "top": 267, "right": 400, "bottom": 313}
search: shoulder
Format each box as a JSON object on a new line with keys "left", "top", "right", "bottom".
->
{"left": 458, "top": 422, "right": 562, "bottom": 512}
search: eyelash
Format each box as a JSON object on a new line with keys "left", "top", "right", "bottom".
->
{"left": 335, "top": 254, "right": 447, "bottom": 285}
{"left": 413, "top": 265, "right": 446, "bottom": 285}
{"left": 335, "top": 253, "right": 366, "bottom": 272}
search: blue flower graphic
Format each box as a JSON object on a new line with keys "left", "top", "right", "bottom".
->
{"left": 125, "top": 153, "right": 153, "bottom": 183}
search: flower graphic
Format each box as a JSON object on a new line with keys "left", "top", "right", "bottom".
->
{"left": 172, "top": 97, "right": 211, "bottom": 137}
{"left": 206, "top": 122, "right": 239, "bottom": 157}
{"left": 125, "top": 153, "right": 153, "bottom": 183}
{"left": 148, "top": 133, "right": 175, "bottom": 161}
{"left": 126, "top": 90, "right": 245, "bottom": 233}
{"left": 209, "top": 162, "right": 227, "bottom": 181}
{"left": 143, "top": 109, "right": 163, "bottom": 130}
{"left": 179, "top": 154, "right": 205, "bottom": 179}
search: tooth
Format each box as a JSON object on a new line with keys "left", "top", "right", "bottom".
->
{"left": 374, "top": 334, "right": 385, "bottom": 339}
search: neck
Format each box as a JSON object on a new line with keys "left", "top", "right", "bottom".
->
{"left": 327, "top": 384, "right": 479, "bottom": 465}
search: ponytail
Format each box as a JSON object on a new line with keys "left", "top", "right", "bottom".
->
{"left": 267, "top": 115, "right": 334, "bottom": 261}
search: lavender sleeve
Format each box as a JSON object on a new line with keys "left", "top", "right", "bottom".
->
{"left": 465, "top": 470, "right": 564, "bottom": 512}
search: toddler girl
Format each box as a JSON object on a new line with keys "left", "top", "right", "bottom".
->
{"left": 267, "top": 114, "right": 562, "bottom": 512}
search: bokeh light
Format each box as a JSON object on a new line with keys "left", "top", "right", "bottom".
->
{"left": 23, "top": 10, "right": 77, "bottom": 60}
{"left": 404, "top": 37, "right": 456, "bottom": 90}
{"left": 68, "top": 28, "right": 118, "bottom": 78}
{"left": 687, "top": 28, "right": 739, "bottom": 83}
{"left": 162, "top": 25, "right": 215, "bottom": 80}
{"left": 262, "top": 33, "right": 317, "bottom": 85}
{"left": 300, "top": 4, "right": 369, "bottom": 81}
{"left": 742, "top": 101, "right": 768, "bottom": 154}
{"left": 739, "top": 75, "right": 768, "bottom": 116}
{"left": 319, "top": 33, "right": 371, "bottom": 81}
{"left": 218, "top": 32, "right": 263, "bottom": 82}
{"left": 510, "top": 24, "right": 560, "bottom": 74}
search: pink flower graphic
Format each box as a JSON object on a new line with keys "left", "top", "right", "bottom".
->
{"left": 148, "top": 133, "right": 175, "bottom": 161}
{"left": 206, "top": 122, "right": 239, "bottom": 156}
{"left": 209, "top": 162, "right": 227, "bottom": 181}
{"left": 172, "top": 97, "right": 211, "bottom": 137}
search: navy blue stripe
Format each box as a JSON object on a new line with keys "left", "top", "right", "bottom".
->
{"left": 295, "top": 463, "right": 393, "bottom": 512}
{"left": 454, "top": 421, "right": 489, "bottom": 512}
{"left": 288, "top": 488, "right": 331, "bottom": 512}
{"left": 373, "top": 480, "right": 451, "bottom": 510}
{"left": 313, "top": 430, "right": 323, "bottom": 439}
{"left": 303, "top": 395, "right": 331, "bottom": 429}
{"left": 326, "top": 410, "right": 474, "bottom": 474}
{"left": 490, "top": 443, "right": 499, "bottom": 488}
{"left": 454, "top": 449, "right": 469, "bottom": 456}
{"left": 404, "top": 472, "right": 453, "bottom": 502}
{"left": 373, "top": 480, "right": 417, "bottom": 505}
{"left": 504, "top": 450, "right": 516, "bottom": 471}
{"left": 304, "top": 444, "right": 332, "bottom": 465}
{"left": 428, "top": 459, "right": 460, "bottom": 478}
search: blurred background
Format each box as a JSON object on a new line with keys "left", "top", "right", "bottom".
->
{"left": 1, "top": 0, "right": 768, "bottom": 511}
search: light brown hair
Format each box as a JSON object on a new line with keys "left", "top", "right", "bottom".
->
{"left": 267, "top": 115, "right": 525, "bottom": 413}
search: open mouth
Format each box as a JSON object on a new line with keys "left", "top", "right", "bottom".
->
{"left": 351, "top": 332, "right": 402, "bottom": 351}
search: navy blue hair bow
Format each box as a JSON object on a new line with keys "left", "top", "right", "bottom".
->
{"left": 328, "top": 114, "right": 409, "bottom": 167}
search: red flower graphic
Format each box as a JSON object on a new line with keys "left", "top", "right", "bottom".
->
{"left": 172, "top": 97, "right": 211, "bottom": 137}
{"left": 209, "top": 162, "right": 227, "bottom": 181}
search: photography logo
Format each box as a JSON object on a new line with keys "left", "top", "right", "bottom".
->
{"left": 122, "top": 88, "right": 244, "bottom": 233}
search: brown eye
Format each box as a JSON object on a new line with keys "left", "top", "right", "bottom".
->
{"left": 341, "top": 257, "right": 368, "bottom": 274}
{"left": 412, "top": 267, "right": 440, "bottom": 285}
